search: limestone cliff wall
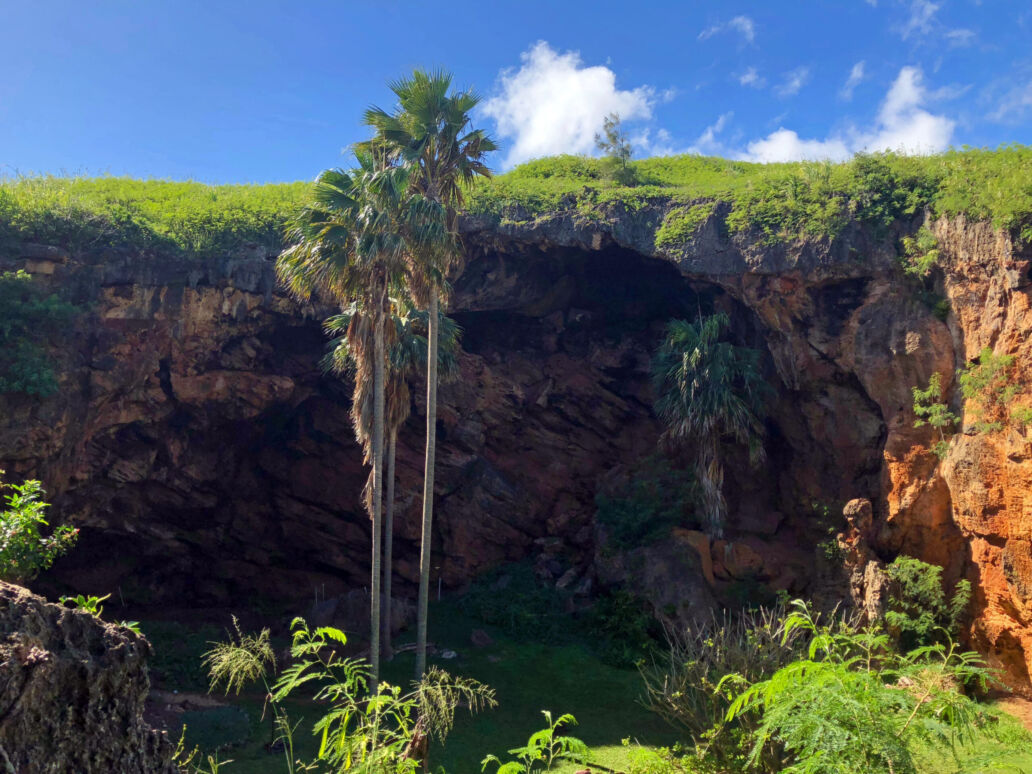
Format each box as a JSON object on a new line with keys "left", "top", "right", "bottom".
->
{"left": 2, "top": 205, "right": 1031, "bottom": 690}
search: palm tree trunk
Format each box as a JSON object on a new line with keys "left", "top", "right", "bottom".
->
{"left": 381, "top": 428, "right": 396, "bottom": 659}
{"left": 415, "top": 292, "right": 439, "bottom": 678}
{"left": 370, "top": 307, "right": 386, "bottom": 686}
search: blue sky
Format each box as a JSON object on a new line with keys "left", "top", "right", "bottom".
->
{"left": 2, "top": 0, "right": 1030, "bottom": 182}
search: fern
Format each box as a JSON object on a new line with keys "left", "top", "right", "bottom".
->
{"left": 723, "top": 600, "right": 999, "bottom": 774}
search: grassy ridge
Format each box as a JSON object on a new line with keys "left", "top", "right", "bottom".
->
{"left": 0, "top": 176, "right": 307, "bottom": 258}
{"left": 468, "top": 145, "right": 1032, "bottom": 246}
{"left": 0, "top": 146, "right": 1029, "bottom": 259}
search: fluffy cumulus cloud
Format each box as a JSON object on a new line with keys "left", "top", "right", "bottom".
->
{"left": 481, "top": 41, "right": 655, "bottom": 168}
{"left": 742, "top": 66, "right": 954, "bottom": 162}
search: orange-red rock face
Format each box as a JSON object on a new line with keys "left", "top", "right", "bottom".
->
{"left": 933, "top": 218, "right": 1032, "bottom": 692}
{"left": 2, "top": 210, "right": 1031, "bottom": 691}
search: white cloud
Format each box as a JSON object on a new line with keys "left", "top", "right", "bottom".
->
{"left": 744, "top": 130, "right": 851, "bottom": 163}
{"left": 686, "top": 112, "right": 734, "bottom": 156}
{"left": 776, "top": 67, "right": 811, "bottom": 97}
{"left": 862, "top": 65, "right": 954, "bottom": 153}
{"left": 739, "top": 67, "right": 765, "bottom": 88}
{"left": 840, "top": 61, "right": 866, "bottom": 100}
{"left": 482, "top": 41, "right": 656, "bottom": 168}
{"left": 638, "top": 112, "right": 735, "bottom": 157}
{"left": 741, "top": 66, "right": 954, "bottom": 162}
{"left": 699, "top": 15, "right": 756, "bottom": 43}
{"left": 990, "top": 79, "right": 1032, "bottom": 122}
{"left": 899, "top": 0, "right": 940, "bottom": 38}
{"left": 944, "top": 28, "right": 975, "bottom": 47}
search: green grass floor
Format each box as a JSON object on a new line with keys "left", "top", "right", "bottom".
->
{"left": 156, "top": 599, "right": 676, "bottom": 774}
{"left": 151, "top": 601, "right": 1032, "bottom": 774}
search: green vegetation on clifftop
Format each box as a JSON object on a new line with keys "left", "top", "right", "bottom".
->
{"left": 0, "top": 176, "right": 307, "bottom": 258}
{"left": 467, "top": 145, "right": 1032, "bottom": 246}
{"left": 1, "top": 146, "right": 1030, "bottom": 258}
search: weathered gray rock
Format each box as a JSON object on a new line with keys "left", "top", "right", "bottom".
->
{"left": 0, "top": 583, "right": 177, "bottom": 773}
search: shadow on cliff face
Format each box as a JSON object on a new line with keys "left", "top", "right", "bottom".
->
{"left": 20, "top": 240, "right": 897, "bottom": 621}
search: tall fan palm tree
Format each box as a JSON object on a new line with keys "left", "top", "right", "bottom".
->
{"left": 327, "top": 303, "right": 461, "bottom": 660}
{"left": 380, "top": 308, "right": 461, "bottom": 657}
{"left": 362, "top": 69, "right": 496, "bottom": 677}
{"left": 651, "top": 312, "right": 770, "bottom": 538}
{"left": 277, "top": 154, "right": 429, "bottom": 683}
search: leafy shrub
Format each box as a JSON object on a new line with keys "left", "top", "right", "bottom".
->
{"left": 958, "top": 347, "right": 1019, "bottom": 432}
{"left": 912, "top": 372, "right": 958, "bottom": 459}
{"left": 204, "top": 617, "right": 495, "bottom": 773}
{"left": 0, "top": 474, "right": 77, "bottom": 584}
{"left": 580, "top": 590, "right": 664, "bottom": 668}
{"left": 0, "top": 270, "right": 77, "bottom": 396}
{"left": 723, "top": 600, "right": 998, "bottom": 774}
{"left": 654, "top": 202, "right": 716, "bottom": 252}
{"left": 481, "top": 710, "right": 588, "bottom": 773}
{"left": 595, "top": 456, "right": 698, "bottom": 548}
{"left": 461, "top": 563, "right": 662, "bottom": 667}
{"left": 884, "top": 556, "right": 972, "bottom": 650}
{"left": 461, "top": 562, "right": 568, "bottom": 643}
{"left": 641, "top": 604, "right": 816, "bottom": 771}
{"left": 900, "top": 226, "right": 940, "bottom": 277}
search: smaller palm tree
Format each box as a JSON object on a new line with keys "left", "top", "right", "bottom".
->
{"left": 651, "top": 312, "right": 770, "bottom": 537}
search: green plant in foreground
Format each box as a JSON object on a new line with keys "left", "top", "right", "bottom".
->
{"left": 884, "top": 556, "right": 972, "bottom": 651}
{"left": 0, "top": 473, "right": 77, "bottom": 584}
{"left": 204, "top": 616, "right": 495, "bottom": 773}
{"left": 723, "top": 600, "right": 999, "bottom": 774}
{"left": 958, "top": 347, "right": 1019, "bottom": 433}
{"left": 60, "top": 592, "right": 110, "bottom": 616}
{"left": 481, "top": 711, "right": 588, "bottom": 773}
{"left": 912, "top": 372, "right": 959, "bottom": 459}
{"left": 59, "top": 591, "right": 141, "bottom": 633}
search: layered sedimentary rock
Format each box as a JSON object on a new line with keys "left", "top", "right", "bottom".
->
{"left": 2, "top": 202, "right": 1031, "bottom": 690}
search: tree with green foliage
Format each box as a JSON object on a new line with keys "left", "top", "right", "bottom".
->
{"left": 595, "top": 113, "right": 638, "bottom": 186}
{"left": 0, "top": 473, "right": 77, "bottom": 584}
{"left": 277, "top": 153, "right": 433, "bottom": 683}
{"left": 723, "top": 600, "right": 999, "bottom": 774}
{"left": 884, "top": 556, "right": 972, "bottom": 651}
{"left": 651, "top": 313, "right": 770, "bottom": 537}
{"left": 0, "top": 270, "right": 77, "bottom": 397}
{"left": 912, "top": 372, "right": 958, "bottom": 459}
{"left": 958, "top": 346, "right": 1019, "bottom": 433}
{"left": 362, "top": 68, "right": 497, "bottom": 678}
